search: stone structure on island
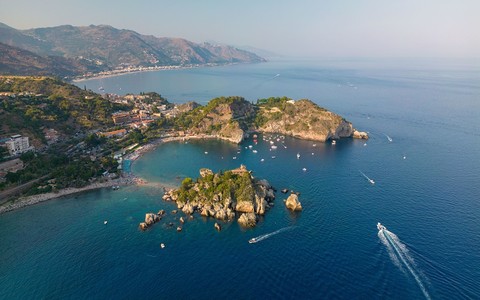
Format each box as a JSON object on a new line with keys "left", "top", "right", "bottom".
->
{"left": 162, "top": 165, "right": 275, "bottom": 228}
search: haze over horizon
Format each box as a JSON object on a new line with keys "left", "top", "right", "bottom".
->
{"left": 1, "top": 0, "right": 479, "bottom": 59}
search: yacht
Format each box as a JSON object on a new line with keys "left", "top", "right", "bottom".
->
{"left": 249, "top": 238, "right": 258, "bottom": 244}
{"left": 369, "top": 179, "right": 375, "bottom": 185}
{"left": 377, "top": 222, "right": 386, "bottom": 231}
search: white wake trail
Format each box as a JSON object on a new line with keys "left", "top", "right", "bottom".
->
{"left": 250, "top": 226, "right": 295, "bottom": 243}
{"left": 379, "top": 228, "right": 431, "bottom": 300}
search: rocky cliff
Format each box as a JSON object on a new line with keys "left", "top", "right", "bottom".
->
{"left": 255, "top": 98, "right": 355, "bottom": 142}
{"left": 162, "top": 165, "right": 275, "bottom": 227}
{"left": 174, "top": 96, "right": 367, "bottom": 143}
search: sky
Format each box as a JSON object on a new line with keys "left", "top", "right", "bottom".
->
{"left": 0, "top": 0, "right": 479, "bottom": 58}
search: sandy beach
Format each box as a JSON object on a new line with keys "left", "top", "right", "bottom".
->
{"left": 0, "top": 134, "right": 223, "bottom": 215}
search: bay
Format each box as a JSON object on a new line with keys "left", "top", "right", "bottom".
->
{"left": 1, "top": 59, "right": 479, "bottom": 299}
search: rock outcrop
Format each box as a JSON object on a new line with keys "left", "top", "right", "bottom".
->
{"left": 161, "top": 165, "right": 275, "bottom": 227}
{"left": 285, "top": 194, "right": 303, "bottom": 211}
{"left": 139, "top": 212, "right": 161, "bottom": 230}
{"left": 353, "top": 130, "right": 369, "bottom": 139}
{"left": 238, "top": 212, "right": 257, "bottom": 227}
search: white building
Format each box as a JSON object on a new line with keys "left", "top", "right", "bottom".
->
{"left": 6, "top": 135, "right": 34, "bottom": 156}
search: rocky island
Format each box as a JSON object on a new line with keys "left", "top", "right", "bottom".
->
{"left": 158, "top": 165, "right": 275, "bottom": 228}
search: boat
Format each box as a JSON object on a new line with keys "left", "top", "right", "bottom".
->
{"left": 271, "top": 156, "right": 276, "bottom": 159}
{"left": 252, "top": 150, "right": 258, "bottom": 153}
{"left": 297, "top": 153, "right": 300, "bottom": 159}
{"left": 377, "top": 222, "right": 386, "bottom": 231}
{"left": 271, "top": 145, "right": 277, "bottom": 149}
{"left": 233, "top": 156, "right": 237, "bottom": 160}
{"left": 204, "top": 151, "right": 208, "bottom": 154}
{"left": 260, "top": 158, "right": 265, "bottom": 162}
{"left": 332, "top": 140, "right": 336, "bottom": 145}
{"left": 302, "top": 168, "right": 307, "bottom": 171}
{"left": 160, "top": 243, "right": 165, "bottom": 249}
{"left": 249, "top": 238, "right": 258, "bottom": 244}
{"left": 369, "top": 179, "right": 375, "bottom": 184}
{"left": 248, "top": 145, "right": 253, "bottom": 149}
{"left": 104, "top": 220, "right": 108, "bottom": 225}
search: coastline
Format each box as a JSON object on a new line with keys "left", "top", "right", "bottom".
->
{"left": 72, "top": 62, "right": 238, "bottom": 83}
{"left": 0, "top": 134, "right": 225, "bottom": 215}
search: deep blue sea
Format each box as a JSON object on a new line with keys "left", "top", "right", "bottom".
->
{"left": 1, "top": 59, "right": 479, "bottom": 299}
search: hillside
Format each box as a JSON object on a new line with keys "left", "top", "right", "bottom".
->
{"left": 0, "top": 76, "right": 121, "bottom": 146}
{"left": 255, "top": 97, "right": 354, "bottom": 141}
{"left": 0, "top": 43, "right": 100, "bottom": 77}
{"left": 171, "top": 96, "right": 366, "bottom": 143}
{"left": 0, "top": 23, "right": 265, "bottom": 77}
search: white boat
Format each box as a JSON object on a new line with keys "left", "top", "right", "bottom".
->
{"left": 332, "top": 140, "right": 336, "bottom": 145}
{"left": 369, "top": 179, "right": 375, "bottom": 185}
{"left": 313, "top": 144, "right": 317, "bottom": 147}
{"left": 302, "top": 168, "right": 307, "bottom": 171}
{"left": 297, "top": 153, "right": 300, "bottom": 159}
{"left": 252, "top": 150, "right": 258, "bottom": 153}
{"left": 233, "top": 156, "right": 237, "bottom": 160}
{"left": 260, "top": 158, "right": 264, "bottom": 162}
{"left": 271, "top": 145, "right": 277, "bottom": 149}
{"left": 204, "top": 151, "right": 208, "bottom": 154}
{"left": 248, "top": 145, "right": 253, "bottom": 149}
{"left": 377, "top": 222, "right": 386, "bottom": 231}
{"left": 271, "top": 156, "right": 276, "bottom": 159}
{"left": 270, "top": 141, "right": 274, "bottom": 145}
{"left": 104, "top": 220, "right": 108, "bottom": 225}
{"left": 160, "top": 243, "right": 165, "bottom": 249}
{"left": 249, "top": 238, "right": 258, "bottom": 244}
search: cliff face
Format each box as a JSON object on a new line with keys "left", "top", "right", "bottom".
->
{"left": 176, "top": 96, "right": 255, "bottom": 143}
{"left": 256, "top": 99, "right": 354, "bottom": 142}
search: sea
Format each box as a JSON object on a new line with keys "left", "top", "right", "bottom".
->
{"left": 1, "top": 58, "right": 479, "bottom": 299}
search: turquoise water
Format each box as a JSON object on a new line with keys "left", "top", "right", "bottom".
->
{"left": 1, "top": 59, "right": 480, "bottom": 299}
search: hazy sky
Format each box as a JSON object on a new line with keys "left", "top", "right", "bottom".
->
{"left": 1, "top": 0, "right": 479, "bottom": 58}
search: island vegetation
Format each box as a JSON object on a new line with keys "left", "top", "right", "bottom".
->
{"left": 145, "top": 165, "right": 276, "bottom": 229}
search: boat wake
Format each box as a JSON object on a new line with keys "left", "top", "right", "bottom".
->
{"left": 378, "top": 224, "right": 431, "bottom": 300}
{"left": 249, "top": 226, "right": 295, "bottom": 244}
{"left": 384, "top": 133, "right": 393, "bottom": 142}
{"left": 359, "top": 170, "right": 375, "bottom": 184}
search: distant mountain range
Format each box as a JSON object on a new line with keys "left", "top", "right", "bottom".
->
{"left": 0, "top": 22, "right": 266, "bottom": 78}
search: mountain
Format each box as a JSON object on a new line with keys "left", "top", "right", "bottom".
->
{"left": 0, "top": 43, "right": 101, "bottom": 77}
{"left": 0, "top": 22, "right": 266, "bottom": 77}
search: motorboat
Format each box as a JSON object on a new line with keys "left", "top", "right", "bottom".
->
{"left": 104, "top": 220, "right": 108, "bottom": 225}
{"left": 297, "top": 153, "right": 300, "bottom": 159}
{"left": 332, "top": 140, "right": 336, "bottom": 145}
{"left": 249, "top": 238, "right": 258, "bottom": 244}
{"left": 377, "top": 222, "right": 386, "bottom": 231}
{"left": 160, "top": 243, "right": 165, "bottom": 249}
{"left": 369, "top": 179, "right": 375, "bottom": 185}
{"left": 302, "top": 168, "right": 307, "bottom": 171}
{"left": 252, "top": 150, "right": 258, "bottom": 153}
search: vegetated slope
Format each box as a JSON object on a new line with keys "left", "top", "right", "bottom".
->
{"left": 172, "top": 96, "right": 357, "bottom": 143}
{"left": 0, "top": 76, "right": 121, "bottom": 145}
